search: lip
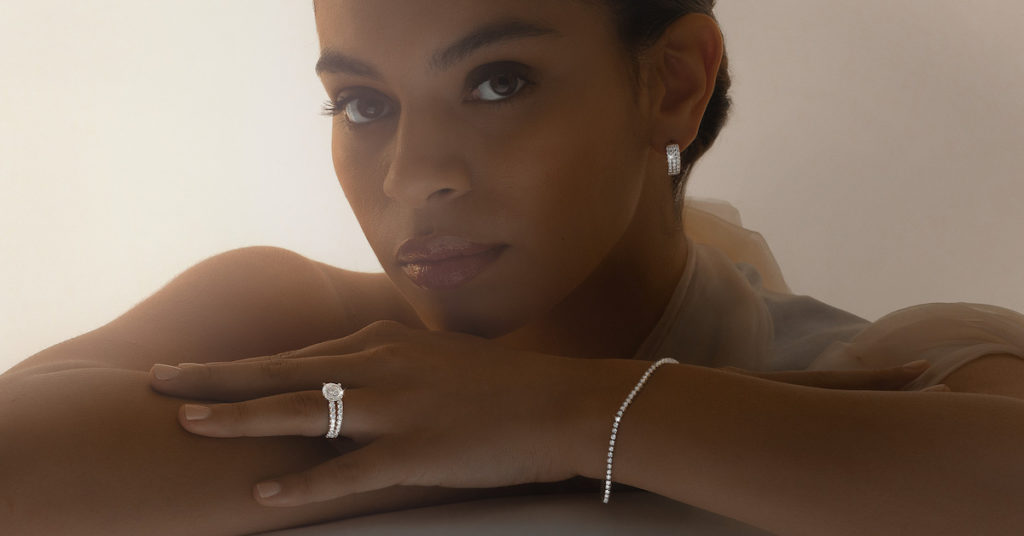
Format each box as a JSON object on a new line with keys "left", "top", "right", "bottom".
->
{"left": 396, "top": 234, "right": 505, "bottom": 264}
{"left": 396, "top": 235, "right": 507, "bottom": 290}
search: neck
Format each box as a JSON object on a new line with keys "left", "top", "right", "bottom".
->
{"left": 495, "top": 185, "right": 688, "bottom": 360}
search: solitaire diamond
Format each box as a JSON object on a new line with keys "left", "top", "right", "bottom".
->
{"left": 322, "top": 382, "right": 344, "bottom": 401}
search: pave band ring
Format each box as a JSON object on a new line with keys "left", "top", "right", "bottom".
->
{"left": 322, "top": 382, "right": 345, "bottom": 439}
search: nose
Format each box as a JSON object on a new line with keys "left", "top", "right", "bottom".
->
{"left": 382, "top": 156, "right": 471, "bottom": 209}
{"left": 382, "top": 114, "right": 472, "bottom": 210}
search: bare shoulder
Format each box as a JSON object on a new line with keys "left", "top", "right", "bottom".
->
{"left": 5, "top": 246, "right": 423, "bottom": 376}
{"left": 195, "top": 245, "right": 423, "bottom": 330}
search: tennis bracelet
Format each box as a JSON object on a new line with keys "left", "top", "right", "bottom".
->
{"left": 603, "top": 357, "right": 680, "bottom": 503}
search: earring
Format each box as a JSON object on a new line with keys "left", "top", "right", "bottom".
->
{"left": 666, "top": 143, "right": 681, "bottom": 176}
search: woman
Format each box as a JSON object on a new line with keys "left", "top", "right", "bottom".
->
{"left": 3, "top": 1, "right": 1024, "bottom": 534}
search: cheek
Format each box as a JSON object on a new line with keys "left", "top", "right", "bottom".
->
{"left": 331, "top": 132, "right": 391, "bottom": 245}
{"left": 499, "top": 99, "right": 644, "bottom": 257}
{"left": 333, "top": 133, "right": 380, "bottom": 204}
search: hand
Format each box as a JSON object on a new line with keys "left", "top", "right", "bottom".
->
{"left": 716, "top": 362, "right": 952, "bottom": 392}
{"left": 148, "top": 320, "right": 589, "bottom": 507}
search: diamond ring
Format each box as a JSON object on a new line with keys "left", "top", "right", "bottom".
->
{"left": 322, "top": 382, "right": 345, "bottom": 439}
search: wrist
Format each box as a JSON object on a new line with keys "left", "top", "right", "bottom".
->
{"left": 561, "top": 357, "right": 652, "bottom": 481}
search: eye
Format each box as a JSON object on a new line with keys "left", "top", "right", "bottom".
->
{"left": 466, "top": 61, "right": 533, "bottom": 103}
{"left": 469, "top": 71, "right": 529, "bottom": 102}
{"left": 320, "top": 61, "right": 534, "bottom": 127}
{"left": 320, "top": 94, "right": 393, "bottom": 126}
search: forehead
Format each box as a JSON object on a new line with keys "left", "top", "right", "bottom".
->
{"left": 314, "top": 0, "right": 614, "bottom": 77}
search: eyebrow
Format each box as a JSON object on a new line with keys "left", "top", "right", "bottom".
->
{"left": 315, "top": 18, "right": 560, "bottom": 78}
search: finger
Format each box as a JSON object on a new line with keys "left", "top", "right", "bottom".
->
{"left": 253, "top": 440, "right": 405, "bottom": 506}
{"left": 150, "top": 352, "right": 378, "bottom": 401}
{"left": 920, "top": 384, "right": 952, "bottom": 392}
{"left": 210, "top": 320, "right": 414, "bottom": 365}
{"left": 176, "top": 387, "right": 377, "bottom": 441}
{"left": 733, "top": 363, "right": 931, "bottom": 391}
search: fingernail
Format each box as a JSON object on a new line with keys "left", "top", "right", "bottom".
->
{"left": 183, "top": 404, "right": 211, "bottom": 421}
{"left": 152, "top": 364, "right": 181, "bottom": 380}
{"left": 922, "top": 384, "right": 951, "bottom": 392}
{"left": 902, "top": 359, "right": 930, "bottom": 373}
{"left": 256, "top": 481, "right": 281, "bottom": 499}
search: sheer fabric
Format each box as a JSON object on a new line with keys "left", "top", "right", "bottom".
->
{"left": 679, "top": 196, "right": 1024, "bottom": 387}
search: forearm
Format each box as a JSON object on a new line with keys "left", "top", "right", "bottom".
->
{"left": 0, "top": 367, "right": 541, "bottom": 535}
{"left": 572, "top": 360, "right": 1024, "bottom": 536}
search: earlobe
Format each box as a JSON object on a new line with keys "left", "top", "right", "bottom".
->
{"left": 647, "top": 14, "right": 725, "bottom": 148}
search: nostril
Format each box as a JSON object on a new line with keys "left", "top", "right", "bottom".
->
{"left": 430, "top": 188, "right": 456, "bottom": 200}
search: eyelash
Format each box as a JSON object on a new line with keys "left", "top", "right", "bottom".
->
{"left": 320, "top": 63, "right": 535, "bottom": 127}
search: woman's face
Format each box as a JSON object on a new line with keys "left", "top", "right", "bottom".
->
{"left": 315, "top": 0, "right": 663, "bottom": 337}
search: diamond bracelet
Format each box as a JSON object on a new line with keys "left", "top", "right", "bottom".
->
{"left": 603, "top": 357, "right": 679, "bottom": 504}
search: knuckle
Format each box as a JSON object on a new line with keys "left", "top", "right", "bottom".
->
{"left": 273, "top": 349, "right": 299, "bottom": 360}
{"left": 323, "top": 457, "right": 351, "bottom": 482}
{"left": 256, "top": 355, "right": 292, "bottom": 381}
{"left": 284, "top": 391, "right": 321, "bottom": 417}
{"left": 293, "top": 470, "right": 318, "bottom": 501}
{"left": 370, "top": 343, "right": 405, "bottom": 362}
{"left": 367, "top": 319, "right": 408, "bottom": 335}
{"left": 183, "top": 363, "right": 213, "bottom": 383}
{"left": 369, "top": 344, "right": 413, "bottom": 375}
{"left": 311, "top": 462, "right": 348, "bottom": 501}
{"left": 228, "top": 401, "right": 251, "bottom": 424}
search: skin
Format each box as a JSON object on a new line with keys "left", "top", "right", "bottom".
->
{"left": 11, "top": 2, "right": 1021, "bottom": 534}
{"left": 313, "top": 0, "right": 714, "bottom": 360}
{"left": 143, "top": 0, "right": 970, "bottom": 516}
{"left": 0, "top": 4, "right": 735, "bottom": 532}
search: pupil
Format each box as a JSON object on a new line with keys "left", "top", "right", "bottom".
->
{"left": 493, "top": 75, "right": 514, "bottom": 95}
{"left": 360, "top": 100, "right": 379, "bottom": 117}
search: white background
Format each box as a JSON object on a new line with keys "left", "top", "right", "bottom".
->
{"left": 2, "top": 1, "right": 1023, "bottom": 373}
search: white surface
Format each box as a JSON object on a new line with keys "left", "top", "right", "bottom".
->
{"left": 3, "top": 1, "right": 1023, "bottom": 372}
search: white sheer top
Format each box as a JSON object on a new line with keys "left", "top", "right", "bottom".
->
{"left": 662, "top": 197, "right": 1024, "bottom": 391}
{"left": 256, "top": 198, "right": 1024, "bottom": 536}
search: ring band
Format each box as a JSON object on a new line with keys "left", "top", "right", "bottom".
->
{"left": 322, "top": 382, "right": 345, "bottom": 439}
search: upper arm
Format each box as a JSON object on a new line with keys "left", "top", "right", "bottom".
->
{"left": 5, "top": 246, "right": 418, "bottom": 375}
{"left": 939, "top": 354, "right": 1024, "bottom": 401}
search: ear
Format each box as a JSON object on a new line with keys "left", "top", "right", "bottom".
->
{"left": 643, "top": 13, "right": 725, "bottom": 151}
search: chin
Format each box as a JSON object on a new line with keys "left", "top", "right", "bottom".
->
{"left": 410, "top": 297, "right": 533, "bottom": 339}
{"left": 420, "top": 309, "right": 512, "bottom": 338}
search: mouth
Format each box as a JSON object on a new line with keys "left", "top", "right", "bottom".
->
{"left": 397, "top": 235, "right": 508, "bottom": 290}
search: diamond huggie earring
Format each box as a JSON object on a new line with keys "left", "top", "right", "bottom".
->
{"left": 666, "top": 143, "right": 681, "bottom": 176}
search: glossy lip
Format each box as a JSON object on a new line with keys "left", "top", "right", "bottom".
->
{"left": 400, "top": 246, "right": 507, "bottom": 290}
{"left": 396, "top": 234, "right": 506, "bottom": 264}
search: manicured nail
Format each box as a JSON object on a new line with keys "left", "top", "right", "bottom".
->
{"left": 256, "top": 481, "right": 282, "bottom": 499}
{"left": 152, "top": 364, "right": 181, "bottom": 380}
{"left": 902, "top": 359, "right": 930, "bottom": 373}
{"left": 183, "top": 404, "right": 211, "bottom": 421}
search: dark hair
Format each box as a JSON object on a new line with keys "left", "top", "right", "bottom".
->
{"left": 594, "top": 0, "right": 732, "bottom": 214}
